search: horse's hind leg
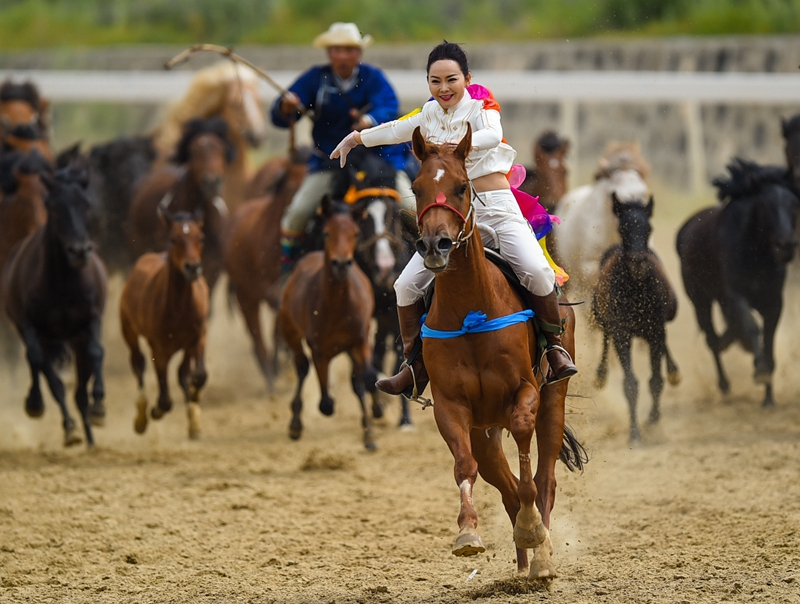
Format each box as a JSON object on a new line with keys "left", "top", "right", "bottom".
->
{"left": 312, "top": 352, "right": 335, "bottom": 417}
{"left": 350, "top": 342, "right": 376, "bottom": 451}
{"left": 73, "top": 345, "right": 96, "bottom": 448}
{"left": 692, "top": 298, "right": 730, "bottom": 394}
{"left": 238, "top": 295, "right": 275, "bottom": 389}
{"left": 595, "top": 332, "right": 610, "bottom": 388}
{"left": 280, "top": 318, "right": 308, "bottom": 440}
{"left": 471, "top": 427, "right": 528, "bottom": 574}
{"left": 613, "top": 336, "right": 640, "bottom": 442}
{"left": 647, "top": 336, "right": 666, "bottom": 424}
{"left": 19, "top": 323, "right": 45, "bottom": 418}
{"left": 529, "top": 382, "right": 568, "bottom": 580}
{"left": 39, "top": 351, "right": 80, "bottom": 447}
{"left": 509, "top": 382, "right": 546, "bottom": 551}
{"left": 758, "top": 303, "right": 781, "bottom": 407}
{"left": 150, "top": 352, "right": 173, "bottom": 420}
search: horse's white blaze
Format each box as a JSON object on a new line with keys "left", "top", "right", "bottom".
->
{"left": 434, "top": 168, "right": 445, "bottom": 182}
{"left": 182, "top": 223, "right": 190, "bottom": 234}
{"left": 367, "top": 201, "right": 395, "bottom": 275}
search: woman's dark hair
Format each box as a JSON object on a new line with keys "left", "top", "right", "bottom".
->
{"left": 426, "top": 41, "right": 469, "bottom": 77}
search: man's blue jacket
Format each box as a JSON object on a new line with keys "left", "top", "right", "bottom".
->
{"left": 270, "top": 63, "right": 408, "bottom": 173}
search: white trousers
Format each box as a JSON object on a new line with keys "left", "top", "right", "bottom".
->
{"left": 281, "top": 169, "right": 416, "bottom": 233}
{"left": 395, "top": 188, "right": 555, "bottom": 306}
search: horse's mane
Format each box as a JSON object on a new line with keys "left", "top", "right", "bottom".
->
{"left": 171, "top": 116, "right": 236, "bottom": 165}
{"left": 712, "top": 157, "right": 790, "bottom": 203}
{"left": 153, "top": 62, "right": 258, "bottom": 158}
{"left": 536, "top": 130, "right": 567, "bottom": 153}
{"left": 782, "top": 114, "right": 800, "bottom": 137}
{"left": 0, "top": 79, "right": 41, "bottom": 108}
{"left": 594, "top": 142, "right": 650, "bottom": 181}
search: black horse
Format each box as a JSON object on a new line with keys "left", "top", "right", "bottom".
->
{"left": 593, "top": 194, "right": 681, "bottom": 442}
{"left": 1, "top": 164, "right": 108, "bottom": 447}
{"left": 782, "top": 114, "right": 800, "bottom": 193}
{"left": 677, "top": 158, "right": 799, "bottom": 407}
{"left": 304, "top": 147, "right": 417, "bottom": 428}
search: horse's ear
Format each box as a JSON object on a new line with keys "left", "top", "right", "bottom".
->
{"left": 411, "top": 127, "right": 429, "bottom": 162}
{"left": 645, "top": 195, "right": 654, "bottom": 217}
{"left": 320, "top": 194, "right": 333, "bottom": 218}
{"left": 611, "top": 191, "right": 623, "bottom": 217}
{"left": 454, "top": 123, "right": 472, "bottom": 161}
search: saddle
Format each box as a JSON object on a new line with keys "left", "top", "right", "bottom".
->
{"left": 419, "top": 245, "right": 574, "bottom": 382}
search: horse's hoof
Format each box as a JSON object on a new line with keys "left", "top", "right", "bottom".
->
{"left": 398, "top": 421, "right": 416, "bottom": 433}
{"left": 528, "top": 559, "right": 558, "bottom": 581}
{"left": 151, "top": 406, "right": 164, "bottom": 420}
{"left": 364, "top": 439, "right": 378, "bottom": 451}
{"left": 514, "top": 521, "right": 547, "bottom": 549}
{"left": 319, "top": 398, "right": 334, "bottom": 417}
{"left": 63, "top": 426, "right": 82, "bottom": 447}
{"left": 762, "top": 397, "right": 775, "bottom": 408}
{"left": 25, "top": 396, "right": 44, "bottom": 418}
{"left": 452, "top": 531, "right": 485, "bottom": 557}
{"left": 667, "top": 371, "right": 681, "bottom": 386}
{"left": 288, "top": 417, "right": 302, "bottom": 440}
{"left": 754, "top": 370, "right": 772, "bottom": 385}
{"left": 647, "top": 411, "right": 660, "bottom": 424}
{"left": 371, "top": 400, "right": 384, "bottom": 420}
{"left": 187, "top": 402, "right": 201, "bottom": 440}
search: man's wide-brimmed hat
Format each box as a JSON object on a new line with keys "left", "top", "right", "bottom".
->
{"left": 313, "top": 22, "right": 373, "bottom": 49}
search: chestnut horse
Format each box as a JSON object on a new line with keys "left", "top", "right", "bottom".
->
{"left": 410, "top": 125, "right": 583, "bottom": 580}
{"left": 277, "top": 198, "right": 377, "bottom": 450}
{"left": 224, "top": 150, "right": 308, "bottom": 387}
{"left": 127, "top": 117, "right": 234, "bottom": 298}
{"left": 152, "top": 62, "right": 266, "bottom": 212}
{"left": 2, "top": 165, "right": 107, "bottom": 447}
{"left": 121, "top": 210, "right": 209, "bottom": 440}
{"left": 518, "top": 131, "right": 570, "bottom": 212}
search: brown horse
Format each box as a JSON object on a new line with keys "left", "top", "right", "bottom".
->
{"left": 152, "top": 62, "right": 266, "bottom": 212}
{"left": 224, "top": 150, "right": 307, "bottom": 386}
{"left": 518, "top": 131, "right": 570, "bottom": 212}
{"left": 277, "top": 198, "right": 376, "bottom": 450}
{"left": 410, "top": 125, "right": 583, "bottom": 580}
{"left": 127, "top": 117, "right": 234, "bottom": 297}
{"left": 2, "top": 165, "right": 107, "bottom": 447}
{"left": 0, "top": 79, "right": 50, "bottom": 144}
{"left": 120, "top": 210, "right": 209, "bottom": 440}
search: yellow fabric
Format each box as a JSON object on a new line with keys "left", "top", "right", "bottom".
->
{"left": 539, "top": 238, "right": 569, "bottom": 286}
{"left": 398, "top": 107, "right": 422, "bottom": 121}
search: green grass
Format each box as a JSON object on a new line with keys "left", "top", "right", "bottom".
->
{"left": 1, "top": 0, "right": 799, "bottom": 50}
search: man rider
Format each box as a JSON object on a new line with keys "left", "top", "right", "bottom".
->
{"left": 271, "top": 22, "right": 415, "bottom": 273}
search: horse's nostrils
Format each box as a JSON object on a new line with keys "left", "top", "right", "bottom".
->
{"left": 331, "top": 258, "right": 353, "bottom": 280}
{"left": 183, "top": 262, "right": 203, "bottom": 281}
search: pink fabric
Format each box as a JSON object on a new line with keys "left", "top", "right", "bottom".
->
{"left": 507, "top": 165, "right": 560, "bottom": 240}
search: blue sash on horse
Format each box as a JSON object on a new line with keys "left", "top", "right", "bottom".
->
{"left": 421, "top": 309, "right": 535, "bottom": 339}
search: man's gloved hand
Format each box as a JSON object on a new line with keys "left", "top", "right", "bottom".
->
{"left": 330, "top": 131, "right": 360, "bottom": 168}
{"left": 280, "top": 92, "right": 301, "bottom": 115}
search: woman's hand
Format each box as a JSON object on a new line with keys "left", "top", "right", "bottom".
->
{"left": 330, "top": 131, "right": 361, "bottom": 168}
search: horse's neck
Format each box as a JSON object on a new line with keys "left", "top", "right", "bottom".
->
{"left": 432, "top": 234, "right": 498, "bottom": 321}
{"left": 172, "top": 171, "right": 205, "bottom": 213}
{"left": 7, "top": 189, "right": 45, "bottom": 236}
{"left": 165, "top": 258, "right": 197, "bottom": 313}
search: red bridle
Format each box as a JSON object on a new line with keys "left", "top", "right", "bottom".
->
{"left": 416, "top": 191, "right": 469, "bottom": 226}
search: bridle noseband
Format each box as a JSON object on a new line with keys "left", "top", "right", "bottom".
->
{"left": 416, "top": 190, "right": 476, "bottom": 249}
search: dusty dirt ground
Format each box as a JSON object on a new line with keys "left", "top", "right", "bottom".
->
{"left": 1, "top": 206, "right": 800, "bottom": 604}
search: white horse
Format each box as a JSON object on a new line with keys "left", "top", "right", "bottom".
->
{"left": 553, "top": 143, "right": 652, "bottom": 296}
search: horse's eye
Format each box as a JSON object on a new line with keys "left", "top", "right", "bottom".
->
{"left": 459, "top": 183, "right": 468, "bottom": 196}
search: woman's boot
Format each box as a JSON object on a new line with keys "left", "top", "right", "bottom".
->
{"left": 530, "top": 287, "right": 578, "bottom": 385}
{"left": 376, "top": 300, "right": 428, "bottom": 397}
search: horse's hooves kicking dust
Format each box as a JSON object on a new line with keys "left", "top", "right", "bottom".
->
{"left": 452, "top": 530, "right": 486, "bottom": 557}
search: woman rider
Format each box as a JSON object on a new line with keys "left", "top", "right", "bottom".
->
{"left": 331, "top": 41, "right": 577, "bottom": 396}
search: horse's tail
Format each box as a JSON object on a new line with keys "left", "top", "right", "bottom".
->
{"left": 559, "top": 424, "right": 589, "bottom": 472}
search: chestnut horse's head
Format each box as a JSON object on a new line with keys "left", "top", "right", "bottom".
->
{"left": 173, "top": 117, "right": 235, "bottom": 203}
{"left": 533, "top": 131, "right": 569, "bottom": 207}
{"left": 411, "top": 124, "right": 473, "bottom": 273}
{"left": 321, "top": 196, "right": 360, "bottom": 282}
{"left": 162, "top": 209, "right": 205, "bottom": 282}
{"left": 0, "top": 80, "right": 48, "bottom": 140}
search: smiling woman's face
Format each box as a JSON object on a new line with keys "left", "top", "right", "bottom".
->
{"left": 427, "top": 59, "right": 470, "bottom": 111}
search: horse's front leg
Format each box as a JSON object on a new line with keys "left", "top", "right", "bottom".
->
{"left": 692, "top": 298, "right": 730, "bottom": 394}
{"left": 349, "top": 341, "right": 376, "bottom": 451}
{"left": 510, "top": 381, "right": 546, "bottom": 550}
{"left": 19, "top": 322, "right": 46, "bottom": 419}
{"left": 723, "top": 293, "right": 764, "bottom": 381}
{"left": 433, "top": 400, "right": 484, "bottom": 556}
{"left": 86, "top": 316, "right": 106, "bottom": 427}
{"left": 647, "top": 335, "right": 666, "bottom": 424}
{"left": 150, "top": 351, "right": 172, "bottom": 420}
{"left": 613, "top": 336, "right": 640, "bottom": 442}
{"left": 312, "top": 351, "right": 335, "bottom": 417}
{"left": 758, "top": 301, "right": 781, "bottom": 407}
{"left": 72, "top": 342, "right": 96, "bottom": 448}
{"left": 595, "top": 332, "right": 610, "bottom": 388}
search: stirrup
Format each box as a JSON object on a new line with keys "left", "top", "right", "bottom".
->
{"left": 401, "top": 361, "right": 432, "bottom": 409}
{"left": 539, "top": 345, "right": 578, "bottom": 387}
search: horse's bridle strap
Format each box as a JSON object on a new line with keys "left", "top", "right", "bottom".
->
{"left": 344, "top": 185, "right": 401, "bottom": 205}
{"left": 416, "top": 194, "right": 469, "bottom": 226}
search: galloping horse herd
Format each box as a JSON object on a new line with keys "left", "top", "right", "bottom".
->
{"left": 1, "top": 62, "right": 798, "bottom": 582}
